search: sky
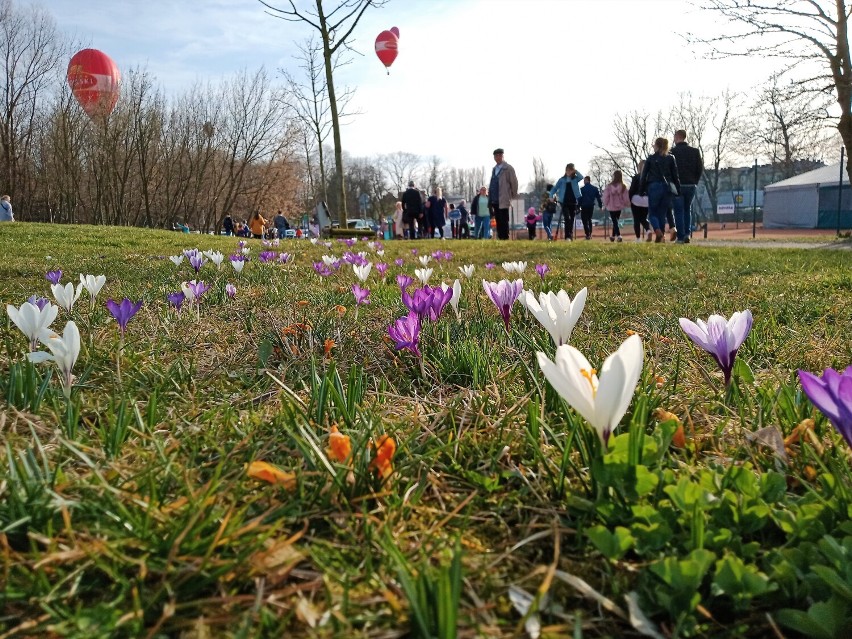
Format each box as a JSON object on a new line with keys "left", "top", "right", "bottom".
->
{"left": 47, "top": 0, "right": 791, "bottom": 188}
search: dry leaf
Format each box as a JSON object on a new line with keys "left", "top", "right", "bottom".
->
{"left": 369, "top": 435, "right": 396, "bottom": 479}
{"left": 327, "top": 425, "right": 351, "bottom": 463}
{"left": 246, "top": 461, "right": 296, "bottom": 491}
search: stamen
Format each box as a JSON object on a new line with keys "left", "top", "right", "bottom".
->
{"left": 580, "top": 368, "right": 598, "bottom": 396}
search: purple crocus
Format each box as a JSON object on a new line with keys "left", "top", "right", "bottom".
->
{"left": 388, "top": 312, "right": 421, "bottom": 358}
{"left": 313, "top": 262, "right": 332, "bottom": 277}
{"left": 278, "top": 252, "right": 292, "bottom": 264}
{"left": 106, "top": 298, "right": 143, "bottom": 335}
{"left": 798, "top": 366, "right": 852, "bottom": 448}
{"left": 485, "top": 263, "right": 495, "bottom": 270}
{"left": 394, "top": 258, "right": 405, "bottom": 267}
{"left": 482, "top": 279, "right": 524, "bottom": 331}
{"left": 259, "top": 251, "right": 276, "bottom": 263}
{"left": 238, "top": 240, "right": 247, "bottom": 249}
{"left": 402, "top": 285, "right": 453, "bottom": 322}
{"left": 411, "top": 249, "right": 418, "bottom": 256}
{"left": 226, "top": 283, "right": 237, "bottom": 299}
{"left": 396, "top": 273, "right": 414, "bottom": 291}
{"left": 535, "top": 263, "right": 550, "bottom": 280}
{"left": 167, "top": 291, "right": 185, "bottom": 311}
{"left": 46, "top": 270, "right": 62, "bottom": 285}
{"left": 27, "top": 294, "right": 50, "bottom": 310}
{"left": 352, "top": 284, "right": 371, "bottom": 305}
{"left": 189, "top": 253, "right": 206, "bottom": 273}
{"left": 679, "top": 310, "right": 753, "bottom": 387}
{"left": 375, "top": 262, "right": 388, "bottom": 278}
{"left": 182, "top": 280, "right": 210, "bottom": 302}
{"left": 344, "top": 238, "right": 356, "bottom": 248}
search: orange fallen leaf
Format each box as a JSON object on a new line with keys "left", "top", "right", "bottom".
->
{"left": 626, "top": 329, "right": 637, "bottom": 336}
{"left": 327, "top": 425, "right": 351, "bottom": 463}
{"left": 334, "top": 304, "right": 346, "bottom": 316}
{"left": 247, "top": 461, "right": 296, "bottom": 491}
{"left": 323, "top": 338, "right": 336, "bottom": 357}
{"left": 296, "top": 300, "right": 309, "bottom": 307}
{"left": 369, "top": 435, "right": 396, "bottom": 479}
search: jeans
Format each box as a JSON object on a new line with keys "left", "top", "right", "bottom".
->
{"left": 648, "top": 182, "right": 671, "bottom": 231}
{"left": 542, "top": 211, "right": 553, "bottom": 239}
{"left": 608, "top": 210, "right": 621, "bottom": 237}
{"left": 473, "top": 215, "right": 490, "bottom": 239}
{"left": 580, "top": 206, "right": 594, "bottom": 238}
{"left": 672, "top": 184, "right": 697, "bottom": 240}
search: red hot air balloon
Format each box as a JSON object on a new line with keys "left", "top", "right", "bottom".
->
{"left": 375, "top": 30, "right": 398, "bottom": 73}
{"left": 390, "top": 26, "right": 400, "bottom": 38}
{"left": 67, "top": 49, "right": 121, "bottom": 118}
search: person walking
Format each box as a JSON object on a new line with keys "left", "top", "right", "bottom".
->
{"left": 457, "top": 199, "right": 470, "bottom": 239}
{"left": 222, "top": 214, "right": 234, "bottom": 236}
{"left": 640, "top": 138, "right": 681, "bottom": 243}
{"left": 488, "top": 148, "right": 518, "bottom": 240}
{"left": 602, "top": 170, "right": 631, "bottom": 243}
{"left": 578, "top": 176, "right": 602, "bottom": 240}
{"left": 540, "top": 184, "right": 557, "bottom": 240}
{"left": 401, "top": 181, "right": 424, "bottom": 239}
{"left": 392, "top": 201, "right": 404, "bottom": 238}
{"left": 0, "top": 195, "right": 13, "bottom": 222}
{"left": 448, "top": 202, "right": 461, "bottom": 238}
{"left": 426, "top": 187, "right": 448, "bottom": 238}
{"left": 273, "top": 210, "right": 289, "bottom": 238}
{"left": 670, "top": 129, "right": 704, "bottom": 243}
{"left": 628, "top": 161, "right": 652, "bottom": 241}
{"left": 550, "top": 164, "right": 583, "bottom": 240}
{"left": 525, "top": 207, "right": 542, "bottom": 239}
{"left": 248, "top": 210, "right": 268, "bottom": 239}
{"left": 471, "top": 186, "right": 491, "bottom": 239}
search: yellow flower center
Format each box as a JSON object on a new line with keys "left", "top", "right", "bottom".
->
{"left": 580, "top": 368, "right": 598, "bottom": 397}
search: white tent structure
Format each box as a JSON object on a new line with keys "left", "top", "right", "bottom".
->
{"left": 763, "top": 163, "right": 850, "bottom": 229}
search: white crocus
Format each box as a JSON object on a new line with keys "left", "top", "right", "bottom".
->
{"left": 169, "top": 255, "right": 184, "bottom": 266}
{"left": 231, "top": 259, "right": 245, "bottom": 274}
{"left": 28, "top": 321, "right": 81, "bottom": 399}
{"left": 352, "top": 263, "right": 372, "bottom": 282}
{"left": 418, "top": 255, "right": 431, "bottom": 267}
{"left": 310, "top": 238, "right": 318, "bottom": 245}
{"left": 7, "top": 301, "right": 59, "bottom": 351}
{"left": 376, "top": 250, "right": 385, "bottom": 257}
{"left": 526, "top": 287, "right": 588, "bottom": 347}
{"left": 204, "top": 250, "right": 225, "bottom": 269}
{"left": 502, "top": 261, "right": 527, "bottom": 274}
{"left": 441, "top": 279, "right": 462, "bottom": 318}
{"left": 180, "top": 281, "right": 196, "bottom": 301}
{"left": 367, "top": 242, "right": 376, "bottom": 251}
{"left": 415, "top": 267, "right": 433, "bottom": 285}
{"left": 241, "top": 247, "right": 250, "bottom": 255}
{"left": 79, "top": 274, "right": 107, "bottom": 307}
{"left": 536, "top": 334, "right": 644, "bottom": 447}
{"left": 51, "top": 282, "right": 82, "bottom": 313}
{"left": 322, "top": 255, "right": 339, "bottom": 267}
{"left": 459, "top": 264, "right": 475, "bottom": 279}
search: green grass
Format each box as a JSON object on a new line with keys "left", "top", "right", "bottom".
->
{"left": 1, "top": 223, "right": 851, "bottom": 638}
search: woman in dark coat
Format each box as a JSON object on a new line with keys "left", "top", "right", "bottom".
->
{"left": 425, "top": 187, "right": 448, "bottom": 239}
{"left": 640, "top": 138, "right": 680, "bottom": 243}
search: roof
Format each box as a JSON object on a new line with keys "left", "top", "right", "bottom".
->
{"left": 764, "top": 163, "right": 849, "bottom": 190}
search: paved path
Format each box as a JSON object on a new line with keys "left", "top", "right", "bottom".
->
{"left": 693, "top": 239, "right": 852, "bottom": 250}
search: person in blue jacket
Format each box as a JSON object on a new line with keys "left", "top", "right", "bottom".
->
{"left": 578, "top": 176, "right": 602, "bottom": 240}
{"left": 550, "top": 164, "right": 583, "bottom": 240}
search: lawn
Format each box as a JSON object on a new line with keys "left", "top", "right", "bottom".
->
{"left": 1, "top": 223, "right": 851, "bottom": 639}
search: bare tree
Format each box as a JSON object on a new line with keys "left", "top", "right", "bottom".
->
{"left": 529, "top": 157, "right": 549, "bottom": 194}
{"left": 380, "top": 150, "right": 420, "bottom": 195}
{"left": 261, "top": 0, "right": 388, "bottom": 225}
{"left": 694, "top": 0, "right": 852, "bottom": 184}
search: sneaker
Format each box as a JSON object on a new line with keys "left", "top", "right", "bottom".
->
{"left": 655, "top": 229, "right": 664, "bottom": 243}
{"left": 609, "top": 236, "right": 615, "bottom": 243}
{"left": 669, "top": 228, "right": 677, "bottom": 242}
{"left": 645, "top": 229, "right": 653, "bottom": 242}
{"left": 616, "top": 236, "right": 623, "bottom": 243}
{"left": 684, "top": 238, "right": 690, "bottom": 244}
{"left": 635, "top": 237, "right": 643, "bottom": 243}
{"left": 585, "top": 235, "right": 591, "bottom": 240}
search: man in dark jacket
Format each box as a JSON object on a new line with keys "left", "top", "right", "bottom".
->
{"left": 578, "top": 176, "right": 603, "bottom": 240}
{"left": 401, "top": 180, "right": 424, "bottom": 239}
{"left": 670, "top": 129, "right": 704, "bottom": 243}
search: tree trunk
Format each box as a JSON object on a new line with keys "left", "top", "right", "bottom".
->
{"left": 318, "top": 8, "right": 346, "bottom": 225}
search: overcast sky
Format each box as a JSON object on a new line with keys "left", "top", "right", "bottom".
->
{"left": 48, "top": 0, "right": 793, "bottom": 187}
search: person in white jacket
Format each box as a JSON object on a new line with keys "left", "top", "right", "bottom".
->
{"left": 0, "top": 195, "right": 13, "bottom": 222}
{"left": 602, "top": 171, "right": 630, "bottom": 242}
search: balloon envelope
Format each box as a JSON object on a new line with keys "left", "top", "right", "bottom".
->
{"left": 390, "top": 26, "right": 400, "bottom": 38}
{"left": 67, "top": 49, "right": 120, "bottom": 118}
{"left": 375, "top": 30, "right": 398, "bottom": 69}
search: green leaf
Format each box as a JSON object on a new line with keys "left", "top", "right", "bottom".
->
{"left": 733, "top": 357, "right": 755, "bottom": 384}
{"left": 586, "top": 525, "right": 634, "bottom": 561}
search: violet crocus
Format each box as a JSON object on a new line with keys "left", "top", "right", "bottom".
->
{"left": 278, "top": 252, "right": 292, "bottom": 264}
{"left": 403, "top": 285, "right": 453, "bottom": 322}
{"left": 483, "top": 279, "right": 524, "bottom": 331}
{"left": 189, "top": 253, "right": 206, "bottom": 273}
{"left": 798, "top": 366, "right": 852, "bottom": 448}
{"left": 181, "top": 280, "right": 210, "bottom": 303}
{"left": 46, "top": 269, "right": 62, "bottom": 285}
{"left": 388, "top": 312, "right": 421, "bottom": 358}
{"left": 313, "top": 262, "right": 332, "bottom": 277}
{"left": 352, "top": 284, "right": 371, "bottom": 306}
{"left": 679, "top": 310, "right": 753, "bottom": 387}
{"left": 394, "top": 258, "right": 405, "bottom": 267}
{"left": 485, "top": 263, "right": 495, "bottom": 270}
{"left": 259, "top": 251, "right": 276, "bottom": 263}
{"left": 106, "top": 298, "right": 143, "bottom": 335}
{"left": 396, "top": 274, "right": 414, "bottom": 290}
{"left": 535, "top": 263, "right": 550, "bottom": 280}
{"left": 375, "top": 262, "right": 388, "bottom": 279}
{"left": 167, "top": 291, "right": 185, "bottom": 311}
{"left": 226, "top": 283, "right": 237, "bottom": 299}
{"left": 27, "top": 295, "right": 50, "bottom": 310}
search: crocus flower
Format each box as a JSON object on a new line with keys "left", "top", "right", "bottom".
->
{"left": 322, "top": 255, "right": 340, "bottom": 267}
{"left": 80, "top": 274, "right": 107, "bottom": 307}
{"left": 394, "top": 258, "right": 405, "bottom": 267}
{"left": 327, "top": 425, "right": 352, "bottom": 463}
{"left": 189, "top": 253, "right": 207, "bottom": 272}
{"left": 278, "top": 252, "right": 292, "bottom": 264}
{"left": 485, "top": 263, "right": 495, "bottom": 270}
{"left": 410, "top": 249, "right": 418, "bottom": 256}
{"left": 679, "top": 310, "right": 753, "bottom": 387}
{"left": 370, "top": 434, "right": 396, "bottom": 479}
{"left": 7, "top": 300, "right": 59, "bottom": 351}
{"left": 459, "top": 264, "right": 475, "bottom": 279}
{"left": 238, "top": 240, "right": 247, "bottom": 249}
{"left": 51, "top": 282, "right": 82, "bottom": 313}
{"left": 259, "top": 251, "right": 276, "bottom": 263}
{"left": 353, "top": 263, "right": 372, "bottom": 282}
{"left": 388, "top": 312, "right": 421, "bottom": 358}
{"left": 226, "top": 283, "right": 237, "bottom": 299}
{"left": 344, "top": 238, "right": 356, "bottom": 248}
{"left": 376, "top": 250, "right": 385, "bottom": 257}
{"left": 535, "top": 263, "right": 550, "bottom": 280}
{"left": 403, "top": 285, "right": 453, "bottom": 322}
{"left": 169, "top": 255, "right": 184, "bottom": 267}
{"left": 352, "top": 284, "right": 371, "bottom": 305}
{"left": 375, "top": 262, "right": 388, "bottom": 278}
{"left": 230, "top": 257, "right": 245, "bottom": 274}
{"left": 313, "top": 262, "right": 332, "bottom": 277}
{"left": 181, "top": 280, "right": 210, "bottom": 302}
{"left": 310, "top": 238, "right": 318, "bottom": 245}
{"left": 441, "top": 280, "right": 462, "bottom": 319}
{"left": 482, "top": 279, "right": 524, "bottom": 331}
{"left": 183, "top": 248, "right": 200, "bottom": 259}
{"left": 204, "top": 250, "right": 225, "bottom": 269}
{"left": 537, "top": 334, "right": 644, "bottom": 447}
{"left": 418, "top": 255, "right": 432, "bottom": 266}
{"left": 167, "top": 291, "right": 185, "bottom": 311}
{"left": 524, "top": 288, "right": 587, "bottom": 347}
{"left": 27, "top": 320, "right": 81, "bottom": 399}
{"left": 396, "top": 274, "right": 414, "bottom": 290}
{"left": 415, "top": 267, "right": 433, "bottom": 285}
{"left": 26, "top": 295, "right": 50, "bottom": 310}
{"left": 502, "top": 261, "right": 527, "bottom": 274}
{"left": 798, "top": 366, "right": 852, "bottom": 448}
{"left": 46, "top": 269, "right": 62, "bottom": 285}
{"left": 106, "top": 298, "right": 143, "bottom": 335}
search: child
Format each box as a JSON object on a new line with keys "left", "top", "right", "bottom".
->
{"left": 525, "top": 207, "right": 542, "bottom": 240}
{"left": 540, "top": 185, "right": 557, "bottom": 240}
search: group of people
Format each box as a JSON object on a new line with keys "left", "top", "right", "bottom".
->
{"left": 223, "top": 210, "right": 294, "bottom": 239}
{"left": 395, "top": 132, "right": 703, "bottom": 244}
